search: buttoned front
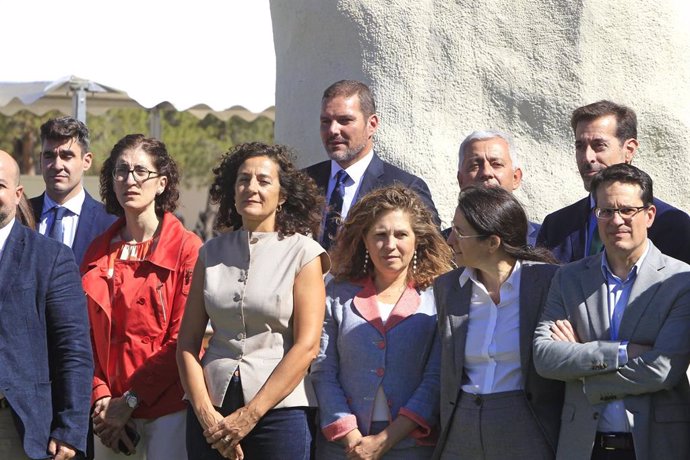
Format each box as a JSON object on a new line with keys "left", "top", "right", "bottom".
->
{"left": 311, "top": 278, "right": 440, "bottom": 448}
{"left": 200, "top": 230, "right": 328, "bottom": 408}
{"left": 81, "top": 212, "right": 201, "bottom": 419}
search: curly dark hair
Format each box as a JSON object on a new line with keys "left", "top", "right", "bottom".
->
{"left": 330, "top": 185, "right": 453, "bottom": 289}
{"left": 210, "top": 142, "right": 324, "bottom": 236}
{"left": 100, "top": 134, "right": 180, "bottom": 216}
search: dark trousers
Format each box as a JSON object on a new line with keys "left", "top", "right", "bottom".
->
{"left": 186, "top": 376, "right": 313, "bottom": 460}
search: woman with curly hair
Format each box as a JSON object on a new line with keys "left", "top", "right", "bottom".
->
{"left": 311, "top": 185, "right": 453, "bottom": 459}
{"left": 81, "top": 134, "right": 202, "bottom": 459}
{"left": 177, "top": 142, "right": 330, "bottom": 460}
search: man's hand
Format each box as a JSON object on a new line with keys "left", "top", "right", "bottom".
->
{"left": 92, "top": 396, "right": 135, "bottom": 451}
{"left": 627, "top": 343, "right": 653, "bottom": 359}
{"left": 550, "top": 319, "right": 581, "bottom": 343}
{"left": 48, "top": 438, "right": 76, "bottom": 460}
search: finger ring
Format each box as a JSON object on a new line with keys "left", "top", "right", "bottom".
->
{"left": 222, "top": 436, "right": 231, "bottom": 444}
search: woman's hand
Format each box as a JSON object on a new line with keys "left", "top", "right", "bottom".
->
{"left": 92, "top": 396, "right": 135, "bottom": 450}
{"left": 346, "top": 434, "right": 387, "bottom": 460}
{"left": 203, "top": 406, "right": 261, "bottom": 450}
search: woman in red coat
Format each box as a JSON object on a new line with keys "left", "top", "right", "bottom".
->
{"left": 81, "top": 134, "right": 201, "bottom": 460}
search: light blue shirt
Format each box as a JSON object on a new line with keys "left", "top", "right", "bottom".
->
{"left": 597, "top": 241, "right": 650, "bottom": 432}
{"left": 38, "top": 189, "right": 85, "bottom": 247}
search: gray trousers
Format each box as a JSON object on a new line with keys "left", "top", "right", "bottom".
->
{"left": 438, "top": 390, "right": 554, "bottom": 460}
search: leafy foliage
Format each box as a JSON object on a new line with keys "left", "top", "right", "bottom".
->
{"left": 0, "top": 108, "right": 274, "bottom": 185}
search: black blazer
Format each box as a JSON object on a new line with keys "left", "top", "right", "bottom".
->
{"left": 305, "top": 153, "right": 440, "bottom": 225}
{"left": 0, "top": 221, "right": 93, "bottom": 458}
{"left": 30, "top": 191, "right": 116, "bottom": 266}
{"left": 537, "top": 196, "right": 690, "bottom": 265}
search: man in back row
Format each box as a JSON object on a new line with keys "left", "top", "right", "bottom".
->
{"left": 454, "top": 130, "right": 540, "bottom": 246}
{"left": 537, "top": 100, "right": 690, "bottom": 265}
{"left": 31, "top": 117, "right": 115, "bottom": 266}
{"left": 306, "top": 80, "right": 439, "bottom": 249}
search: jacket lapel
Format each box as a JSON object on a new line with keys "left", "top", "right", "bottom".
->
{"left": 357, "top": 153, "right": 384, "bottom": 202}
{"left": 447, "top": 275, "right": 472, "bottom": 373}
{"left": 617, "top": 243, "right": 665, "bottom": 339}
{"left": 519, "top": 265, "right": 541, "bottom": 376}
{"left": 352, "top": 279, "right": 385, "bottom": 336}
{"left": 578, "top": 254, "right": 609, "bottom": 340}
{"left": 0, "top": 221, "right": 25, "bottom": 306}
{"left": 570, "top": 197, "right": 591, "bottom": 261}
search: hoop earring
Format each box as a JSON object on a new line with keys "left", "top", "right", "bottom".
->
{"left": 412, "top": 250, "right": 418, "bottom": 274}
{"left": 276, "top": 203, "right": 283, "bottom": 213}
{"left": 362, "top": 250, "right": 369, "bottom": 274}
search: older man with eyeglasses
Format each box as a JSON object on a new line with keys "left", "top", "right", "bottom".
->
{"left": 534, "top": 163, "right": 690, "bottom": 460}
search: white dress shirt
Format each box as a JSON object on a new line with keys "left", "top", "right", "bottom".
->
{"left": 326, "top": 149, "right": 374, "bottom": 220}
{"left": 38, "top": 188, "right": 85, "bottom": 247}
{"left": 0, "top": 217, "right": 15, "bottom": 262}
{"left": 460, "top": 260, "right": 524, "bottom": 394}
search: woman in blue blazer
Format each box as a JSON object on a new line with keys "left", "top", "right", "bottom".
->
{"left": 311, "top": 185, "right": 452, "bottom": 459}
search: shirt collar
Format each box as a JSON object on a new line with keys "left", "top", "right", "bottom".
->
{"left": 42, "top": 188, "right": 86, "bottom": 217}
{"left": 0, "top": 218, "right": 15, "bottom": 254}
{"left": 329, "top": 148, "right": 374, "bottom": 183}
{"left": 600, "top": 239, "right": 651, "bottom": 282}
{"left": 458, "top": 259, "right": 522, "bottom": 289}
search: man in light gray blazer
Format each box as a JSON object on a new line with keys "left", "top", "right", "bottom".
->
{"left": 533, "top": 163, "right": 690, "bottom": 460}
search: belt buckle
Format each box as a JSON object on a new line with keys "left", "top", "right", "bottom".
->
{"left": 600, "top": 433, "right": 617, "bottom": 451}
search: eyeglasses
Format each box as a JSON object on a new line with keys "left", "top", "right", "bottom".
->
{"left": 450, "top": 225, "right": 485, "bottom": 239}
{"left": 594, "top": 206, "right": 649, "bottom": 220}
{"left": 113, "top": 165, "right": 161, "bottom": 184}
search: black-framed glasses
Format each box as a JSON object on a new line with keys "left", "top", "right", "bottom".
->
{"left": 450, "top": 225, "right": 485, "bottom": 239}
{"left": 113, "top": 165, "right": 161, "bottom": 184}
{"left": 594, "top": 206, "right": 649, "bottom": 220}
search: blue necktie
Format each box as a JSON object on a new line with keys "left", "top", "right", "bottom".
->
{"left": 322, "top": 170, "right": 349, "bottom": 250}
{"left": 49, "top": 206, "right": 67, "bottom": 243}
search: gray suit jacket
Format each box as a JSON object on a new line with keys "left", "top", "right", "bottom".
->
{"left": 533, "top": 241, "right": 690, "bottom": 460}
{"left": 433, "top": 261, "right": 564, "bottom": 458}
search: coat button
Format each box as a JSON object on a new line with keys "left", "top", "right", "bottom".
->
{"left": 250, "top": 237, "right": 259, "bottom": 244}
{"left": 377, "top": 341, "right": 385, "bottom": 349}
{"left": 236, "top": 332, "right": 245, "bottom": 340}
{"left": 593, "top": 412, "right": 599, "bottom": 420}
{"left": 376, "top": 368, "right": 384, "bottom": 377}
{"left": 141, "top": 337, "right": 150, "bottom": 344}
{"left": 233, "top": 294, "right": 241, "bottom": 302}
{"left": 137, "top": 297, "right": 145, "bottom": 305}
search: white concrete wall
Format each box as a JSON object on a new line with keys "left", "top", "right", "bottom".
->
{"left": 270, "top": 0, "right": 690, "bottom": 227}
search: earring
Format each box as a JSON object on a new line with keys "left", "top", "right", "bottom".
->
{"left": 362, "top": 250, "right": 369, "bottom": 273}
{"left": 412, "top": 250, "right": 418, "bottom": 274}
{"left": 277, "top": 203, "right": 283, "bottom": 213}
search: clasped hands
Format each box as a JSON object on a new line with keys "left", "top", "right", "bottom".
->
{"left": 202, "top": 406, "right": 260, "bottom": 460}
{"left": 342, "top": 429, "right": 387, "bottom": 460}
{"left": 92, "top": 396, "right": 137, "bottom": 454}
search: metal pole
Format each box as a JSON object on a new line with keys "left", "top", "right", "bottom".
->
{"left": 149, "top": 106, "right": 162, "bottom": 139}
{"left": 72, "top": 84, "right": 87, "bottom": 123}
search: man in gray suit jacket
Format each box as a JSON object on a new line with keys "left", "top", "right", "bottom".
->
{"left": 533, "top": 163, "right": 690, "bottom": 460}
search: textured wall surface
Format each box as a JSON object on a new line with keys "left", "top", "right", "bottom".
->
{"left": 270, "top": 0, "right": 690, "bottom": 227}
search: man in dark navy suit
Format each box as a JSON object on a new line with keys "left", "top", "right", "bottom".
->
{"left": 305, "top": 80, "right": 439, "bottom": 249}
{"left": 31, "top": 117, "right": 115, "bottom": 266}
{"left": 537, "top": 100, "right": 690, "bottom": 264}
{"left": 0, "top": 150, "right": 93, "bottom": 459}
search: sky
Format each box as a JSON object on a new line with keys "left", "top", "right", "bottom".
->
{"left": 1, "top": 0, "right": 276, "bottom": 112}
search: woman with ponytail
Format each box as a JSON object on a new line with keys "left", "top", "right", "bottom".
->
{"left": 432, "top": 185, "right": 564, "bottom": 460}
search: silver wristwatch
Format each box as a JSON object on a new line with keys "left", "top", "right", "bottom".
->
{"left": 123, "top": 390, "right": 139, "bottom": 409}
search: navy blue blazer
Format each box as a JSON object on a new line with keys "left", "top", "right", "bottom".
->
{"left": 0, "top": 220, "right": 93, "bottom": 458}
{"left": 305, "top": 153, "right": 441, "bottom": 225}
{"left": 31, "top": 191, "right": 116, "bottom": 266}
{"left": 537, "top": 196, "right": 690, "bottom": 265}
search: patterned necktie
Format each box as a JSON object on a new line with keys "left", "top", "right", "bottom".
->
{"left": 588, "top": 215, "right": 604, "bottom": 256}
{"left": 49, "top": 206, "right": 67, "bottom": 243}
{"left": 322, "top": 170, "right": 349, "bottom": 250}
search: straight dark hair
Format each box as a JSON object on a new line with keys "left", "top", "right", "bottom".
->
{"left": 590, "top": 163, "right": 654, "bottom": 206}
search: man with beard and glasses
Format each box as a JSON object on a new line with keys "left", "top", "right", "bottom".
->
{"left": 305, "top": 80, "right": 439, "bottom": 250}
{"left": 537, "top": 100, "right": 690, "bottom": 264}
